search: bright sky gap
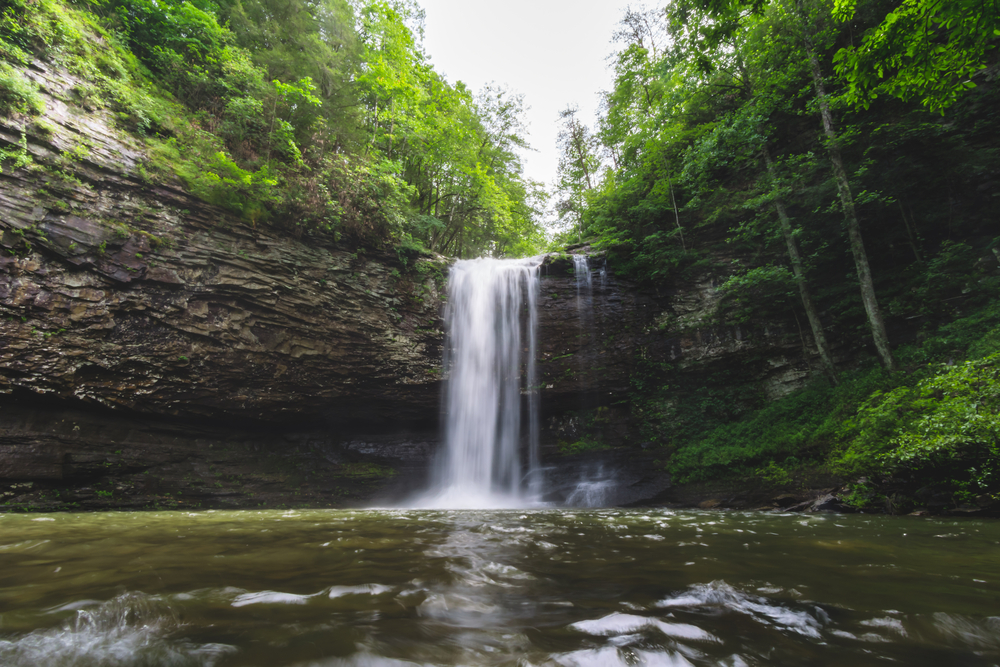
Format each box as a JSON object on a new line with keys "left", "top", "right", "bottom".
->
{"left": 417, "top": 0, "right": 636, "bottom": 186}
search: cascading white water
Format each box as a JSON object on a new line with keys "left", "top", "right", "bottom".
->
{"left": 572, "top": 254, "right": 592, "bottom": 301}
{"left": 566, "top": 465, "right": 615, "bottom": 507}
{"left": 573, "top": 254, "right": 593, "bottom": 346}
{"left": 416, "top": 257, "right": 543, "bottom": 508}
{"left": 572, "top": 254, "right": 594, "bottom": 410}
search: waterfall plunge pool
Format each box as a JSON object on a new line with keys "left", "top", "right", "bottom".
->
{"left": 1, "top": 508, "right": 998, "bottom": 666}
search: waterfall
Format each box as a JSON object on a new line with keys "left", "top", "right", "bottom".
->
{"left": 573, "top": 254, "right": 592, "bottom": 302}
{"left": 572, "top": 254, "right": 594, "bottom": 409}
{"left": 573, "top": 254, "right": 593, "bottom": 336}
{"left": 566, "top": 465, "right": 615, "bottom": 507}
{"left": 416, "top": 257, "right": 543, "bottom": 508}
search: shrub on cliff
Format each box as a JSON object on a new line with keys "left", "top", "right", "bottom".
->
{"left": 0, "top": 63, "right": 43, "bottom": 116}
{"left": 837, "top": 353, "right": 1000, "bottom": 506}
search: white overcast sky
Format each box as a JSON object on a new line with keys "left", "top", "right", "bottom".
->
{"left": 416, "top": 0, "right": 635, "bottom": 187}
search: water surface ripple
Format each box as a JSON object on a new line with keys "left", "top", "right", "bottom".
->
{"left": 0, "top": 509, "right": 997, "bottom": 666}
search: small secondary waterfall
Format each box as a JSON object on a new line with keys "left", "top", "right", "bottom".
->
{"left": 572, "top": 253, "right": 594, "bottom": 409}
{"left": 417, "top": 257, "right": 543, "bottom": 508}
{"left": 572, "top": 254, "right": 593, "bottom": 338}
{"left": 572, "top": 254, "right": 592, "bottom": 288}
{"left": 566, "top": 253, "right": 612, "bottom": 504}
{"left": 565, "top": 465, "right": 615, "bottom": 507}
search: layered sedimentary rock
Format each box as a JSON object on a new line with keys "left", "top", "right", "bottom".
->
{"left": 536, "top": 251, "right": 820, "bottom": 415}
{"left": 0, "top": 66, "right": 448, "bottom": 427}
{"left": 534, "top": 252, "right": 823, "bottom": 507}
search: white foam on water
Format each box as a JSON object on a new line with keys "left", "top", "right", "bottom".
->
{"left": 655, "top": 580, "right": 824, "bottom": 638}
{"left": 327, "top": 584, "right": 394, "bottom": 599}
{"left": 860, "top": 616, "right": 907, "bottom": 636}
{"left": 550, "top": 646, "right": 697, "bottom": 667}
{"left": 931, "top": 613, "right": 1000, "bottom": 649}
{"left": 231, "top": 590, "right": 314, "bottom": 606}
{"left": 570, "top": 612, "right": 717, "bottom": 642}
{"left": 0, "top": 592, "right": 235, "bottom": 667}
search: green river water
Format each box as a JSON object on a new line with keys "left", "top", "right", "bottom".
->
{"left": 0, "top": 508, "right": 997, "bottom": 666}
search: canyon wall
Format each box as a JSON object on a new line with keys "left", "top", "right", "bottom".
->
{"left": 0, "top": 66, "right": 826, "bottom": 510}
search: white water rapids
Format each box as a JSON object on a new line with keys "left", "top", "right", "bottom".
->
{"left": 413, "top": 257, "right": 543, "bottom": 508}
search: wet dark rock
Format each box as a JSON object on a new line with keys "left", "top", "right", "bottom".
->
{"left": 783, "top": 492, "right": 854, "bottom": 514}
{"left": 809, "top": 493, "right": 854, "bottom": 513}
{"left": 772, "top": 493, "right": 799, "bottom": 507}
{"left": 0, "top": 399, "right": 437, "bottom": 510}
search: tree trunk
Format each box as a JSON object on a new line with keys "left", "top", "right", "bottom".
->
{"left": 440, "top": 211, "right": 462, "bottom": 256}
{"left": 899, "top": 201, "right": 923, "bottom": 262}
{"left": 663, "top": 159, "right": 686, "bottom": 252}
{"left": 800, "top": 23, "right": 896, "bottom": 371}
{"left": 388, "top": 99, "right": 394, "bottom": 158}
{"left": 763, "top": 145, "right": 838, "bottom": 384}
{"left": 440, "top": 199, "right": 457, "bottom": 252}
{"left": 575, "top": 128, "right": 594, "bottom": 191}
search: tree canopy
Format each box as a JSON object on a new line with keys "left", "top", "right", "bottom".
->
{"left": 555, "top": 0, "right": 998, "bottom": 349}
{"left": 0, "top": 0, "right": 544, "bottom": 257}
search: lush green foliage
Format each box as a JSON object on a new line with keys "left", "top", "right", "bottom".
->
{"left": 0, "top": 0, "right": 543, "bottom": 256}
{"left": 658, "top": 302, "right": 1000, "bottom": 508}
{"left": 663, "top": 363, "right": 893, "bottom": 483}
{"left": 839, "top": 355, "right": 1000, "bottom": 471}
{"left": 834, "top": 0, "right": 1000, "bottom": 111}
{"left": 562, "top": 0, "right": 998, "bottom": 304}
{"left": 0, "top": 62, "right": 44, "bottom": 116}
{"left": 836, "top": 352, "right": 1000, "bottom": 506}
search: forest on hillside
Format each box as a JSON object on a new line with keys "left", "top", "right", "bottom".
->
{"left": 1, "top": 0, "right": 545, "bottom": 257}
{"left": 554, "top": 0, "right": 999, "bottom": 367}
{"left": 551, "top": 0, "right": 1000, "bottom": 511}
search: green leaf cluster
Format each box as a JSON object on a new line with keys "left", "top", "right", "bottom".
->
{"left": 834, "top": 0, "right": 1000, "bottom": 112}
{"left": 0, "top": 62, "right": 44, "bottom": 116}
{"left": 838, "top": 354, "right": 1000, "bottom": 497}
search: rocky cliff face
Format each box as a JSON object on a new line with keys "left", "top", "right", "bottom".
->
{"left": 532, "top": 251, "right": 825, "bottom": 507}
{"left": 1, "top": 64, "right": 448, "bottom": 428}
{"left": 0, "top": 65, "right": 827, "bottom": 511}
{"left": 535, "top": 252, "right": 819, "bottom": 416}
{"left": 0, "top": 64, "right": 453, "bottom": 509}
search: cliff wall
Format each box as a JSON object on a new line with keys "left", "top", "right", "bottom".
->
{"left": 0, "top": 66, "right": 827, "bottom": 510}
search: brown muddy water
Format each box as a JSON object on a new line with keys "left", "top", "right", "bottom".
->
{"left": 0, "top": 509, "right": 997, "bottom": 666}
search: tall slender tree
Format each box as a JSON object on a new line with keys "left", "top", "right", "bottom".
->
{"left": 763, "top": 145, "right": 838, "bottom": 382}
{"left": 555, "top": 105, "right": 600, "bottom": 242}
{"left": 792, "top": 0, "right": 895, "bottom": 370}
